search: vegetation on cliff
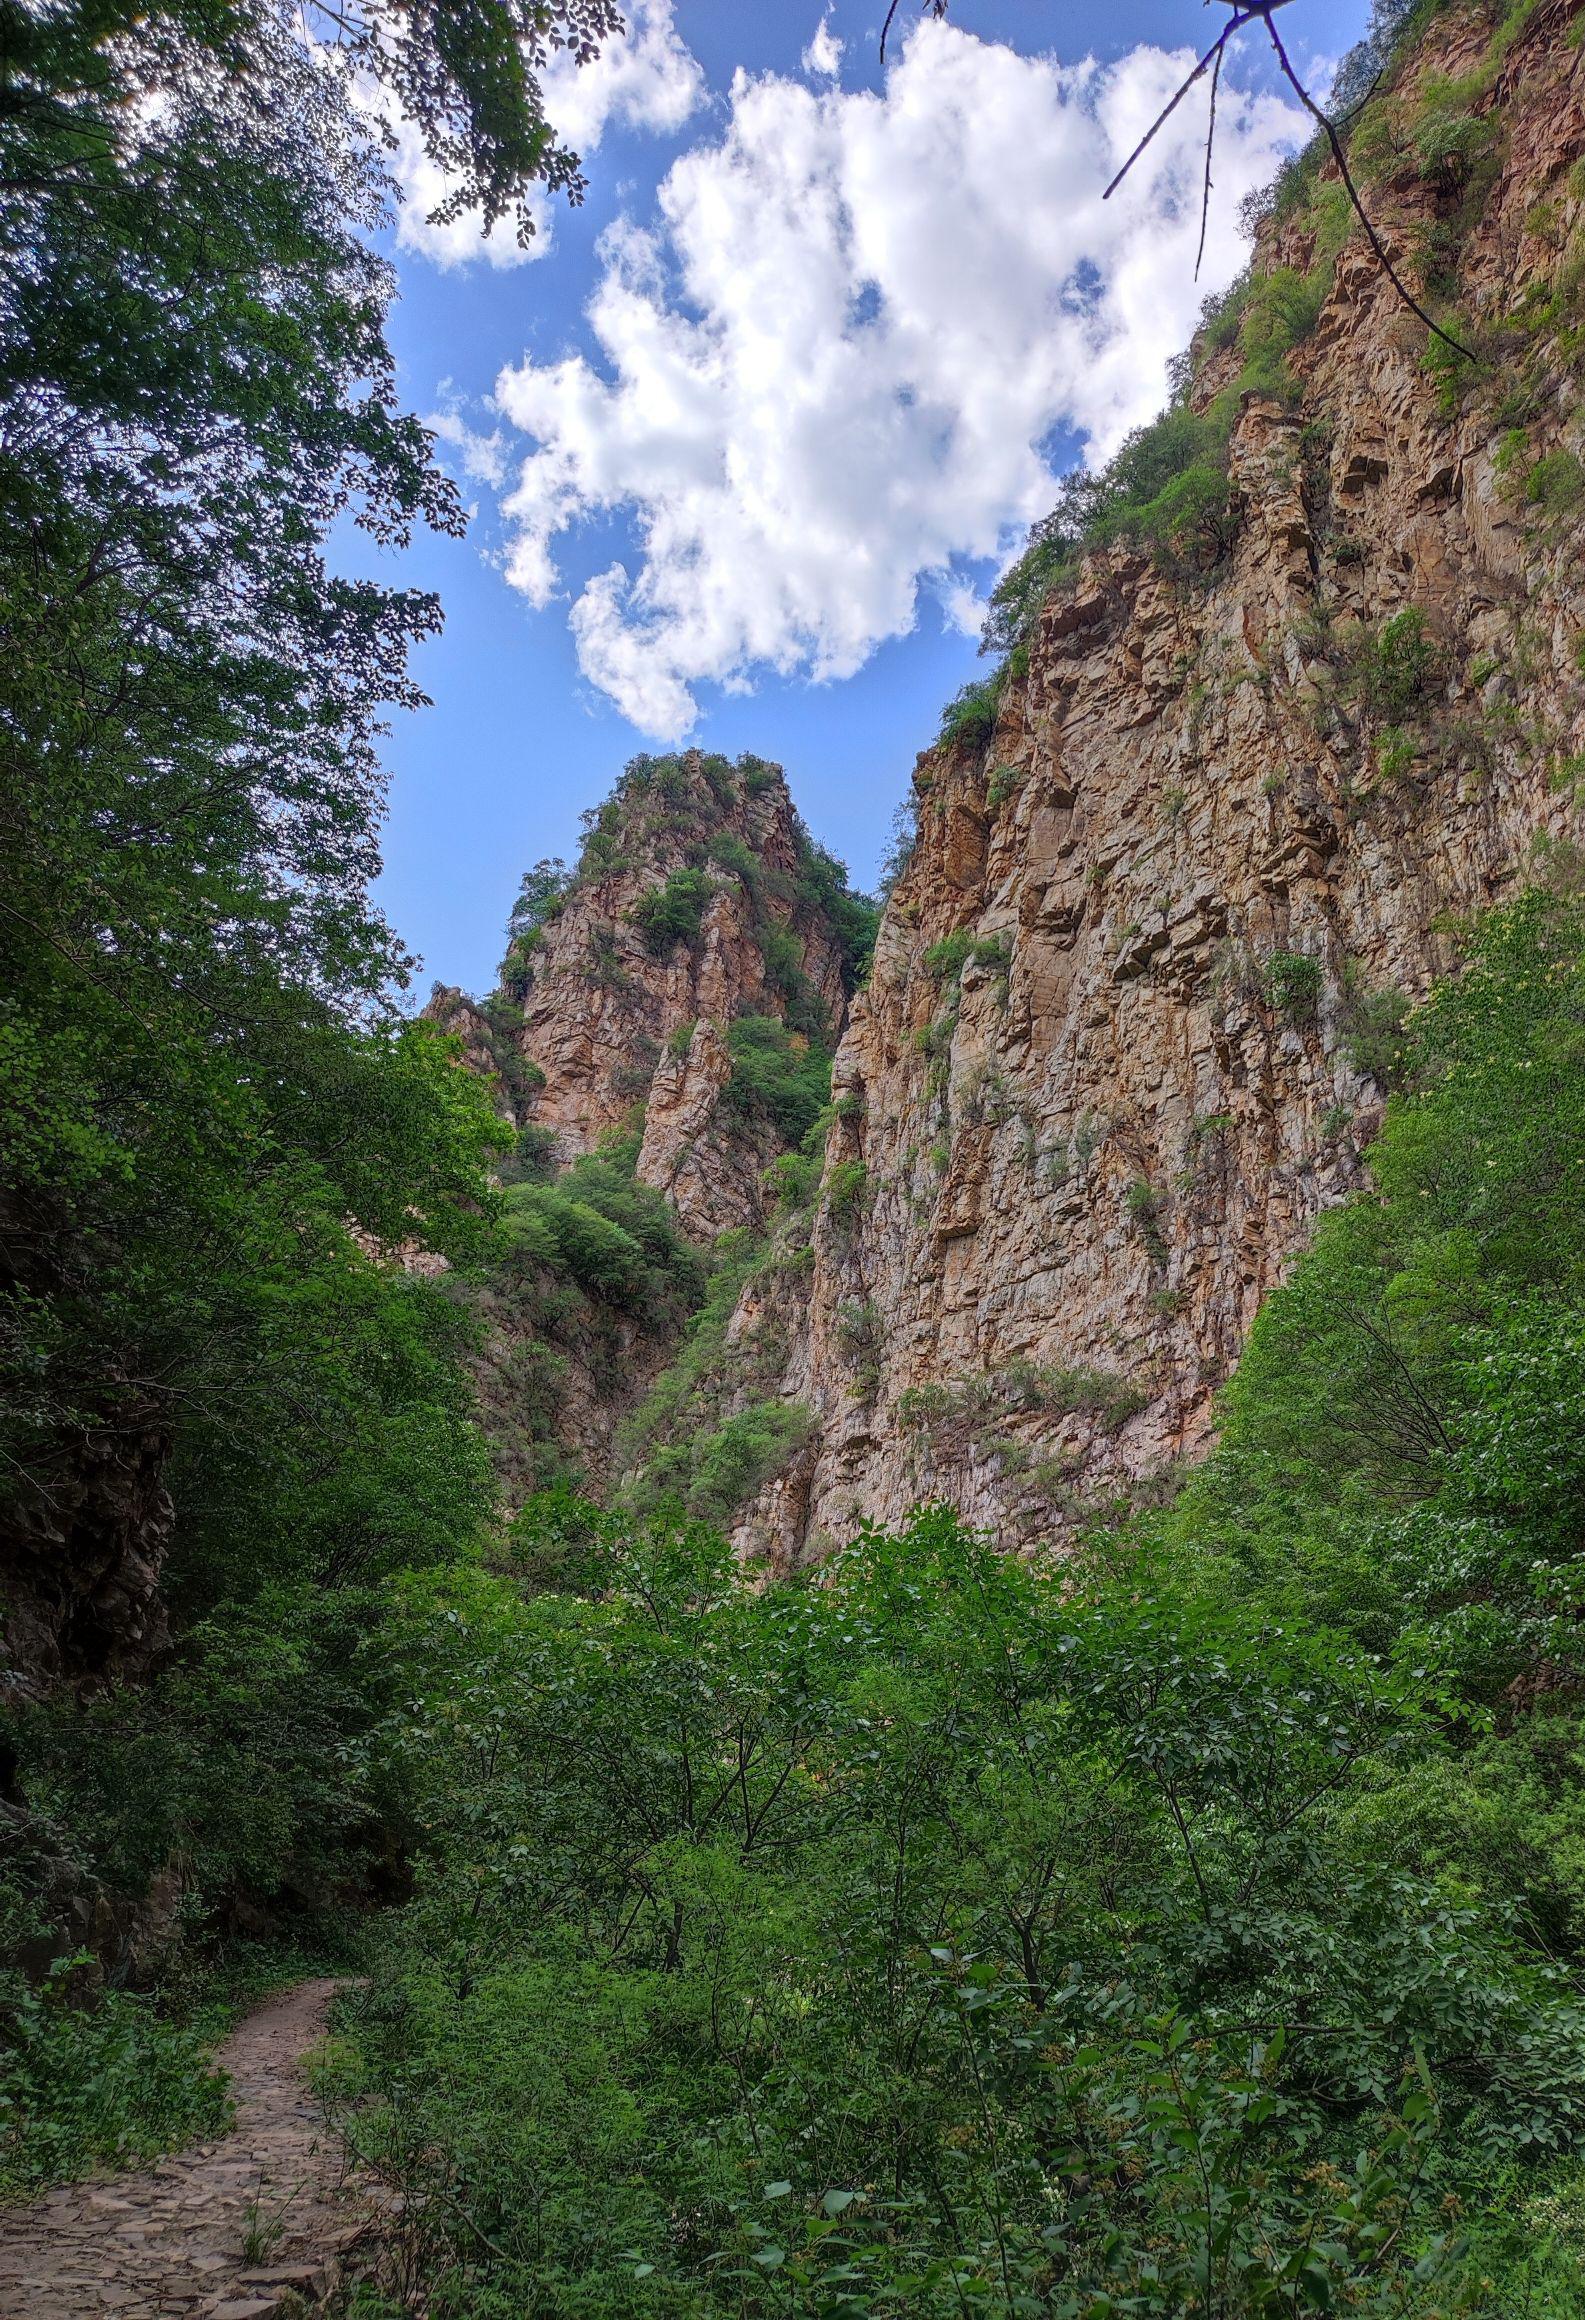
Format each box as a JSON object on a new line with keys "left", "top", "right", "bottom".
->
{"left": 490, "top": 752, "right": 878, "bottom": 1044}
{"left": 974, "top": 0, "right": 1571, "bottom": 697}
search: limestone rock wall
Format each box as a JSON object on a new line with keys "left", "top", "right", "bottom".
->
{"left": 722, "top": 0, "right": 1585, "bottom": 1563}
{"left": 450, "top": 753, "right": 851, "bottom": 1241}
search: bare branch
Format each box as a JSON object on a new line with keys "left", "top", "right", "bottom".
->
{"left": 1261, "top": 12, "right": 1474, "bottom": 359}
{"left": 1335, "top": 67, "right": 1385, "bottom": 128}
{"left": 1098, "top": 0, "right": 1474, "bottom": 364}
{"left": 1194, "top": 43, "right": 1225, "bottom": 281}
{"left": 880, "top": 0, "right": 952, "bottom": 68}
{"left": 1103, "top": 18, "right": 1248, "bottom": 202}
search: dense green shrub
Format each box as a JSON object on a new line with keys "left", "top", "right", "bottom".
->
{"left": 496, "top": 858, "right": 573, "bottom": 998}
{"left": 328, "top": 1481, "right": 1585, "bottom": 2318}
{"left": 1526, "top": 449, "right": 1585, "bottom": 517}
{"left": 1413, "top": 94, "right": 1499, "bottom": 195}
{"left": 764, "top": 1147, "right": 822, "bottom": 1212}
{"left": 630, "top": 867, "right": 714, "bottom": 956}
{"left": 938, "top": 675, "right": 1003, "bottom": 748}
{"left": 1188, "top": 883, "right": 1585, "bottom": 1651}
{"left": 922, "top": 927, "right": 974, "bottom": 981}
{"left": 1358, "top": 606, "right": 1443, "bottom": 719}
{"left": 790, "top": 837, "right": 880, "bottom": 993}
{"left": 1340, "top": 970, "right": 1412, "bottom": 1085}
{"left": 496, "top": 1122, "right": 559, "bottom": 1184}
{"left": 982, "top": 397, "right": 1240, "bottom": 665}
{"left": 0, "top": 1968, "right": 230, "bottom": 2200}
{"left": 1237, "top": 262, "right": 1330, "bottom": 375}
{"left": 634, "top": 1399, "right": 815, "bottom": 1527}
{"left": 721, "top": 1015, "right": 833, "bottom": 1148}
{"left": 824, "top": 1157, "right": 868, "bottom": 1228}
{"left": 924, "top": 928, "right": 1014, "bottom": 991}
{"left": 499, "top": 1152, "right": 705, "bottom": 1327}
{"left": 618, "top": 1229, "right": 771, "bottom": 1478}
{"left": 708, "top": 830, "right": 760, "bottom": 889}
{"left": 1264, "top": 948, "right": 1324, "bottom": 1026}
{"left": 12, "top": 1582, "right": 419, "bottom": 1938}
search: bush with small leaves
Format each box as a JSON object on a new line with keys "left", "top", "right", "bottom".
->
{"left": 721, "top": 1016, "right": 832, "bottom": 1148}
{"left": 1265, "top": 949, "right": 1324, "bottom": 1026}
{"left": 629, "top": 868, "right": 714, "bottom": 956}
{"left": 937, "top": 677, "right": 1003, "bottom": 750}
{"left": 1362, "top": 607, "right": 1442, "bottom": 721}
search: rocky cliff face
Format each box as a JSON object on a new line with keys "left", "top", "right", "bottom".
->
{"left": 435, "top": 753, "right": 855, "bottom": 1240}
{"left": 435, "top": 752, "right": 872, "bottom": 1503}
{"left": 703, "top": 0, "right": 1585, "bottom": 1564}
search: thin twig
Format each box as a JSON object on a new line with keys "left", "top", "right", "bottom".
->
{"left": 1103, "top": 17, "right": 1252, "bottom": 202}
{"left": 1100, "top": 0, "right": 1474, "bottom": 364}
{"left": 1194, "top": 42, "right": 1224, "bottom": 280}
{"left": 880, "top": 0, "right": 950, "bottom": 68}
{"left": 1262, "top": 12, "right": 1474, "bottom": 358}
{"left": 1334, "top": 66, "right": 1385, "bottom": 128}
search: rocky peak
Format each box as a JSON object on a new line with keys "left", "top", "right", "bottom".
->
{"left": 433, "top": 0, "right": 1585, "bottom": 1568}
{"left": 437, "top": 750, "right": 872, "bottom": 1239}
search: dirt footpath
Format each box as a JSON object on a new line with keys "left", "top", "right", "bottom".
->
{"left": 0, "top": 1977, "right": 377, "bottom": 2319}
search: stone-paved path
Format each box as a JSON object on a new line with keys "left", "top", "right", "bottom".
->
{"left": 0, "top": 1977, "right": 377, "bottom": 2319}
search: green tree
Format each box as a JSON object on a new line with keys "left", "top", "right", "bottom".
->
{"left": 0, "top": 0, "right": 616, "bottom": 2061}
{"left": 0, "top": 0, "right": 650, "bottom": 1661}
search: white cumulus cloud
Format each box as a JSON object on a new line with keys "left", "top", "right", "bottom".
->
{"left": 548, "top": 0, "right": 705, "bottom": 152}
{"left": 802, "top": 13, "right": 844, "bottom": 79}
{"left": 491, "top": 20, "right": 1301, "bottom": 737}
{"left": 427, "top": 406, "right": 511, "bottom": 489}
{"left": 389, "top": 0, "right": 704, "bottom": 272}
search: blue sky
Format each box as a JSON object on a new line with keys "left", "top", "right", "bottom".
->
{"left": 358, "top": 0, "right": 1368, "bottom": 999}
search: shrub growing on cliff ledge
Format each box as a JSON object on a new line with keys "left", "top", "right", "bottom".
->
{"left": 1265, "top": 948, "right": 1325, "bottom": 1026}
{"left": 980, "top": 396, "right": 1242, "bottom": 673}
{"left": 632, "top": 1398, "right": 815, "bottom": 1527}
{"left": 496, "top": 858, "right": 573, "bottom": 999}
{"left": 1360, "top": 606, "right": 1443, "bottom": 719}
{"left": 629, "top": 866, "right": 714, "bottom": 956}
{"left": 499, "top": 1152, "right": 704, "bottom": 1329}
{"left": 938, "top": 674, "right": 1004, "bottom": 748}
{"left": 721, "top": 1015, "right": 832, "bottom": 1147}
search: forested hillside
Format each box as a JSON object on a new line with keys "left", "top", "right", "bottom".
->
{"left": 6, "top": 0, "right": 1585, "bottom": 2315}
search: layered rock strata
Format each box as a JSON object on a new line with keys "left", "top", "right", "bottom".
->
{"left": 716, "top": 0, "right": 1585, "bottom": 1562}
{"left": 433, "top": 754, "right": 852, "bottom": 1240}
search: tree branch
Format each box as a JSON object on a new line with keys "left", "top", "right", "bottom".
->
{"left": 1093, "top": 0, "right": 1474, "bottom": 363}
{"left": 1195, "top": 43, "right": 1225, "bottom": 281}
{"left": 1261, "top": 11, "right": 1474, "bottom": 359}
